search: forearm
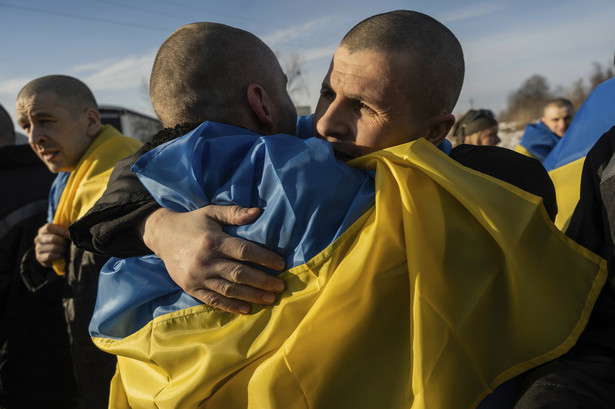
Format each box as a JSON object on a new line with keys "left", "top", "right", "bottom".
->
{"left": 69, "top": 144, "right": 159, "bottom": 258}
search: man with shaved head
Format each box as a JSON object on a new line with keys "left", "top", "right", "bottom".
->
{"left": 69, "top": 12, "right": 604, "bottom": 408}
{"left": 75, "top": 11, "right": 553, "bottom": 312}
{"left": 315, "top": 10, "right": 464, "bottom": 159}
{"left": 149, "top": 22, "right": 296, "bottom": 133}
{"left": 516, "top": 98, "right": 576, "bottom": 162}
{"left": 74, "top": 11, "right": 466, "bottom": 300}
{"left": 16, "top": 75, "right": 142, "bottom": 409}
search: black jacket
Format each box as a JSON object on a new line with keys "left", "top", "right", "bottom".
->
{"left": 0, "top": 144, "right": 77, "bottom": 409}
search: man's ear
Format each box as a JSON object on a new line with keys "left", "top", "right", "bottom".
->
{"left": 425, "top": 113, "right": 455, "bottom": 146}
{"left": 85, "top": 108, "right": 101, "bottom": 138}
{"left": 247, "top": 84, "right": 274, "bottom": 129}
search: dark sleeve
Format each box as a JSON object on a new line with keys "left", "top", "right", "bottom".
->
{"left": 450, "top": 144, "right": 558, "bottom": 222}
{"left": 566, "top": 126, "right": 615, "bottom": 278}
{"left": 19, "top": 247, "right": 64, "bottom": 299}
{"left": 69, "top": 143, "right": 160, "bottom": 258}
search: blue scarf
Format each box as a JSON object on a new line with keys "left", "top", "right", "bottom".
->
{"left": 46, "top": 172, "right": 70, "bottom": 223}
{"left": 518, "top": 121, "right": 560, "bottom": 162}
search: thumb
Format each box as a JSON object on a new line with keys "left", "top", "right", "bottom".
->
{"left": 202, "top": 205, "right": 262, "bottom": 226}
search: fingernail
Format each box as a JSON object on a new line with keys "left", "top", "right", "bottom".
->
{"left": 264, "top": 293, "right": 276, "bottom": 304}
{"left": 275, "top": 259, "right": 286, "bottom": 270}
{"left": 274, "top": 281, "right": 285, "bottom": 292}
{"left": 245, "top": 208, "right": 259, "bottom": 216}
{"left": 239, "top": 305, "right": 250, "bottom": 314}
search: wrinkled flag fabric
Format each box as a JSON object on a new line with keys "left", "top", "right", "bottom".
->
{"left": 90, "top": 121, "right": 606, "bottom": 409}
{"left": 51, "top": 125, "right": 142, "bottom": 275}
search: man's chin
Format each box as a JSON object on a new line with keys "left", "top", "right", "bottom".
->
{"left": 46, "top": 162, "right": 70, "bottom": 173}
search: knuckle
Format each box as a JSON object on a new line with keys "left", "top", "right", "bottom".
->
{"left": 200, "top": 291, "right": 231, "bottom": 313}
{"left": 200, "top": 292, "right": 220, "bottom": 308}
{"left": 197, "top": 232, "right": 220, "bottom": 254}
{"left": 218, "top": 280, "right": 237, "bottom": 297}
{"left": 234, "top": 241, "right": 251, "bottom": 261}
{"left": 229, "top": 205, "right": 244, "bottom": 221}
{"left": 228, "top": 265, "right": 247, "bottom": 283}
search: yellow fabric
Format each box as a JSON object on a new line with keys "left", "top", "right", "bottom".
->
{"left": 94, "top": 138, "right": 606, "bottom": 409}
{"left": 52, "top": 125, "right": 142, "bottom": 275}
{"left": 514, "top": 144, "right": 536, "bottom": 160}
{"left": 549, "top": 157, "right": 585, "bottom": 231}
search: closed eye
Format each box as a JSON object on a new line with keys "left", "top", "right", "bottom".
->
{"left": 359, "top": 102, "right": 376, "bottom": 114}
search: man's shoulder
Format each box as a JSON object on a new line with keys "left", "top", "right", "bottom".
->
{"left": 451, "top": 144, "right": 557, "bottom": 220}
{"left": 83, "top": 125, "right": 143, "bottom": 165}
{"left": 451, "top": 144, "right": 538, "bottom": 165}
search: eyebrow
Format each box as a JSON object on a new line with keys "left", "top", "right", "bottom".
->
{"left": 17, "top": 110, "right": 55, "bottom": 126}
{"left": 323, "top": 80, "right": 374, "bottom": 105}
{"left": 29, "top": 110, "right": 55, "bottom": 118}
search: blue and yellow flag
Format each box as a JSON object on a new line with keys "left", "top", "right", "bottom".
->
{"left": 543, "top": 77, "right": 615, "bottom": 230}
{"left": 91, "top": 122, "right": 605, "bottom": 409}
{"left": 514, "top": 121, "right": 560, "bottom": 162}
{"left": 52, "top": 125, "right": 142, "bottom": 275}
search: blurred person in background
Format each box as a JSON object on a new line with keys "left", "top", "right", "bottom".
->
{"left": 0, "top": 103, "right": 77, "bottom": 408}
{"left": 451, "top": 108, "right": 500, "bottom": 146}
{"left": 516, "top": 98, "right": 575, "bottom": 162}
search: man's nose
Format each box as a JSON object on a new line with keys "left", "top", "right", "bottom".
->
{"left": 28, "top": 124, "right": 46, "bottom": 145}
{"left": 315, "top": 99, "right": 353, "bottom": 140}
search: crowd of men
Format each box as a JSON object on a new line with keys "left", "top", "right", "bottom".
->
{"left": 1, "top": 9, "right": 614, "bottom": 409}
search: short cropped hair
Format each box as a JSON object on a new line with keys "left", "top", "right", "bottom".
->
{"left": 17, "top": 75, "right": 98, "bottom": 114}
{"left": 150, "top": 22, "right": 280, "bottom": 127}
{"left": 341, "top": 10, "right": 465, "bottom": 119}
{"left": 543, "top": 98, "right": 574, "bottom": 115}
{"left": 0, "top": 104, "right": 15, "bottom": 146}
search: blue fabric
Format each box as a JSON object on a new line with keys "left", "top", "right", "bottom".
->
{"left": 519, "top": 121, "right": 561, "bottom": 162}
{"left": 544, "top": 77, "right": 615, "bottom": 171}
{"left": 91, "top": 121, "right": 376, "bottom": 339}
{"left": 438, "top": 138, "right": 453, "bottom": 155}
{"left": 47, "top": 172, "right": 70, "bottom": 222}
{"left": 296, "top": 114, "right": 314, "bottom": 140}
{"left": 91, "top": 118, "right": 453, "bottom": 340}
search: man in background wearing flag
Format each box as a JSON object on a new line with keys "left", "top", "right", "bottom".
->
{"left": 515, "top": 98, "right": 575, "bottom": 162}
{"left": 542, "top": 78, "right": 615, "bottom": 230}
{"left": 16, "top": 75, "right": 142, "bottom": 409}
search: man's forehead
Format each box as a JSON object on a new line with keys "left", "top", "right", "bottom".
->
{"left": 543, "top": 105, "right": 572, "bottom": 118}
{"left": 17, "top": 91, "right": 62, "bottom": 114}
{"left": 328, "top": 46, "right": 407, "bottom": 102}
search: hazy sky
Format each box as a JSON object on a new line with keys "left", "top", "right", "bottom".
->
{"left": 1, "top": 0, "right": 614, "bottom": 132}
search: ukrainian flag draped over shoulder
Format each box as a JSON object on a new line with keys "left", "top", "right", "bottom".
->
{"left": 514, "top": 121, "right": 560, "bottom": 162}
{"left": 543, "top": 77, "right": 615, "bottom": 230}
{"left": 91, "top": 123, "right": 605, "bottom": 409}
{"left": 52, "top": 124, "right": 142, "bottom": 275}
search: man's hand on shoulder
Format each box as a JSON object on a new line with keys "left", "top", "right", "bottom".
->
{"left": 142, "top": 205, "right": 287, "bottom": 314}
{"left": 34, "top": 223, "right": 70, "bottom": 267}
